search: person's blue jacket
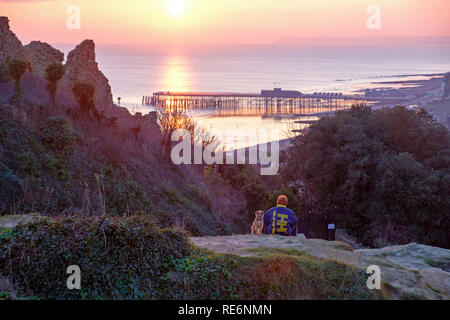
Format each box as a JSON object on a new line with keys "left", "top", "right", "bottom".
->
{"left": 264, "top": 205, "right": 298, "bottom": 236}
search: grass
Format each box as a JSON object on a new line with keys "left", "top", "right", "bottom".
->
{"left": 158, "top": 246, "right": 385, "bottom": 300}
{"left": 246, "top": 247, "right": 308, "bottom": 257}
{"left": 424, "top": 257, "right": 450, "bottom": 272}
{"left": 0, "top": 227, "right": 10, "bottom": 235}
{"left": 231, "top": 247, "right": 384, "bottom": 300}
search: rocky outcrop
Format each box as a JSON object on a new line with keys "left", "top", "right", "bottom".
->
{"left": 191, "top": 235, "right": 450, "bottom": 300}
{"left": 0, "top": 16, "right": 158, "bottom": 137}
{"left": 23, "top": 41, "right": 64, "bottom": 79}
{"left": 0, "top": 17, "right": 24, "bottom": 64}
{"left": 61, "top": 40, "right": 114, "bottom": 108}
{"left": 0, "top": 17, "right": 25, "bottom": 82}
{"left": 0, "top": 16, "right": 114, "bottom": 109}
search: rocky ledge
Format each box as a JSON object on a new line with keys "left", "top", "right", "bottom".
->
{"left": 190, "top": 234, "right": 450, "bottom": 300}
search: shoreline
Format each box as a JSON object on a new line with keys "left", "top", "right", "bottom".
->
{"left": 351, "top": 73, "right": 446, "bottom": 108}
{"left": 122, "top": 72, "right": 449, "bottom": 151}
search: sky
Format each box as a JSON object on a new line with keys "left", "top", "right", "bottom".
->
{"left": 1, "top": 0, "right": 450, "bottom": 46}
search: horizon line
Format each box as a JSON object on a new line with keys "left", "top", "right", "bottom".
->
{"left": 45, "top": 36, "right": 450, "bottom": 48}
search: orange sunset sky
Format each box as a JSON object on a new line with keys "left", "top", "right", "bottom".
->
{"left": 1, "top": 0, "right": 449, "bottom": 46}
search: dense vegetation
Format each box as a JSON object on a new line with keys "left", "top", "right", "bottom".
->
{"left": 45, "top": 62, "right": 65, "bottom": 108}
{"left": 0, "top": 103, "right": 245, "bottom": 236}
{"left": 0, "top": 216, "right": 383, "bottom": 300}
{"left": 0, "top": 216, "right": 190, "bottom": 299}
{"left": 281, "top": 106, "right": 450, "bottom": 248}
{"left": 6, "top": 58, "right": 29, "bottom": 106}
{"left": 218, "top": 164, "right": 303, "bottom": 227}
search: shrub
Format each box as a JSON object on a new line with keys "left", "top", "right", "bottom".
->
{"left": 0, "top": 162, "right": 23, "bottom": 214}
{"left": 159, "top": 251, "right": 237, "bottom": 299}
{"left": 7, "top": 59, "right": 29, "bottom": 106}
{"left": 281, "top": 106, "right": 450, "bottom": 248}
{"left": 45, "top": 62, "right": 65, "bottom": 106}
{"left": 0, "top": 216, "right": 191, "bottom": 299}
{"left": 72, "top": 82, "right": 96, "bottom": 119}
{"left": 103, "top": 175, "right": 154, "bottom": 216}
{"left": 40, "top": 116, "right": 79, "bottom": 155}
{"left": 160, "top": 249, "right": 383, "bottom": 300}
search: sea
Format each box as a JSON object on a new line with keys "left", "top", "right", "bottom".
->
{"left": 54, "top": 43, "right": 450, "bottom": 148}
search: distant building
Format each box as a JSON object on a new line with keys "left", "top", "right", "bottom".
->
{"left": 261, "top": 88, "right": 303, "bottom": 98}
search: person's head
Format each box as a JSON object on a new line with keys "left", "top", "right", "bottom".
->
{"left": 276, "top": 195, "right": 288, "bottom": 206}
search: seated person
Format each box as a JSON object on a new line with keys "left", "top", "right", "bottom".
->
{"left": 263, "top": 195, "right": 298, "bottom": 236}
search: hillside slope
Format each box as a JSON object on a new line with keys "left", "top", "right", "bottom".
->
{"left": 0, "top": 16, "right": 249, "bottom": 236}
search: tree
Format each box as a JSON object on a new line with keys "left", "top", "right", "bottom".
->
{"left": 45, "top": 62, "right": 65, "bottom": 107}
{"left": 157, "top": 109, "right": 194, "bottom": 157}
{"left": 7, "top": 59, "right": 29, "bottom": 106}
{"left": 72, "top": 82, "right": 96, "bottom": 120}
{"left": 281, "top": 105, "right": 450, "bottom": 248}
{"left": 157, "top": 109, "right": 219, "bottom": 159}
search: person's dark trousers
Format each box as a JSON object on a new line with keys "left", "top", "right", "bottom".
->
{"left": 290, "top": 224, "right": 298, "bottom": 236}
{"left": 327, "top": 227, "right": 335, "bottom": 240}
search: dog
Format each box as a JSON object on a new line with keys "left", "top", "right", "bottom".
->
{"left": 251, "top": 210, "right": 265, "bottom": 235}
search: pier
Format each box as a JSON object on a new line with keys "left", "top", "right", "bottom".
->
{"left": 142, "top": 88, "right": 370, "bottom": 116}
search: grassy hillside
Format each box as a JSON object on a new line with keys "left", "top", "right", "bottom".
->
{"left": 0, "top": 103, "right": 248, "bottom": 236}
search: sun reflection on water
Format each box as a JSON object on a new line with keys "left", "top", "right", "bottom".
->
{"left": 162, "top": 55, "right": 190, "bottom": 93}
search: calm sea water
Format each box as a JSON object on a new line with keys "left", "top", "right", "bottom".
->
{"left": 54, "top": 43, "right": 450, "bottom": 148}
{"left": 55, "top": 43, "right": 450, "bottom": 105}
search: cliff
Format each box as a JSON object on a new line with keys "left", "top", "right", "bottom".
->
{"left": 0, "top": 16, "right": 114, "bottom": 109}
{"left": 23, "top": 41, "right": 64, "bottom": 79}
{"left": 60, "top": 40, "right": 114, "bottom": 108}
{"left": 0, "top": 17, "right": 24, "bottom": 64}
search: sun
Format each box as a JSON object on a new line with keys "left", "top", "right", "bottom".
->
{"left": 167, "top": 0, "right": 186, "bottom": 17}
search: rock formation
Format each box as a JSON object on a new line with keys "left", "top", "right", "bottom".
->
{"left": 0, "top": 16, "right": 161, "bottom": 134}
{"left": 0, "top": 16, "right": 114, "bottom": 109}
{"left": 23, "top": 41, "right": 64, "bottom": 79}
{"left": 61, "top": 40, "right": 114, "bottom": 108}
{"left": 191, "top": 234, "right": 450, "bottom": 300}
{"left": 0, "top": 17, "right": 24, "bottom": 64}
